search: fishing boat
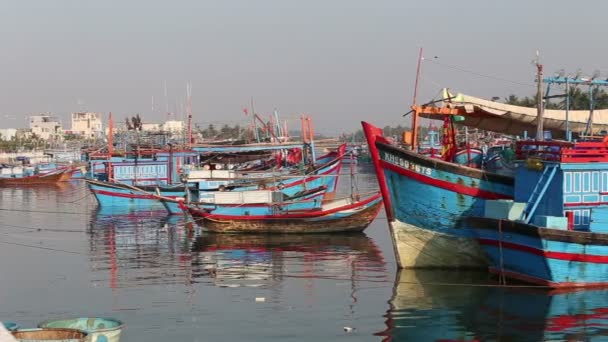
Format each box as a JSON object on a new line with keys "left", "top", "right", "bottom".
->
{"left": 453, "top": 146, "right": 484, "bottom": 168}
{"left": 361, "top": 55, "right": 608, "bottom": 268}
{"left": 362, "top": 121, "right": 514, "bottom": 268}
{"left": 184, "top": 191, "right": 382, "bottom": 233}
{"left": 86, "top": 178, "right": 192, "bottom": 208}
{"left": 464, "top": 139, "right": 608, "bottom": 288}
{"left": 186, "top": 186, "right": 328, "bottom": 217}
{"left": 160, "top": 145, "right": 346, "bottom": 215}
{"left": 0, "top": 168, "right": 72, "bottom": 185}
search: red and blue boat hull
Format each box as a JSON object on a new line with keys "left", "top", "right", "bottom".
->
{"left": 468, "top": 217, "right": 608, "bottom": 288}
{"left": 363, "top": 121, "right": 514, "bottom": 268}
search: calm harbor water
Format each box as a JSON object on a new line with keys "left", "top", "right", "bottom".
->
{"left": 1, "top": 167, "right": 607, "bottom": 341}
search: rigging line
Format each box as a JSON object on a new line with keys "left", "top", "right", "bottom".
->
{"left": 56, "top": 191, "right": 92, "bottom": 204}
{"left": 425, "top": 59, "right": 535, "bottom": 88}
{"left": 420, "top": 76, "right": 448, "bottom": 97}
{"left": 0, "top": 207, "right": 89, "bottom": 215}
{"left": 0, "top": 222, "right": 83, "bottom": 233}
{"left": 4, "top": 231, "right": 198, "bottom": 269}
{"left": 0, "top": 239, "right": 84, "bottom": 255}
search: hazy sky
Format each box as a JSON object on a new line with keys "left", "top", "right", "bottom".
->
{"left": 2, "top": 0, "right": 608, "bottom": 134}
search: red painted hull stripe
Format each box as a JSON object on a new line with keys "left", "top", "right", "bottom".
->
{"left": 564, "top": 202, "right": 608, "bottom": 207}
{"left": 361, "top": 122, "right": 394, "bottom": 221}
{"left": 380, "top": 160, "right": 512, "bottom": 200}
{"left": 487, "top": 267, "right": 608, "bottom": 288}
{"left": 479, "top": 238, "right": 608, "bottom": 263}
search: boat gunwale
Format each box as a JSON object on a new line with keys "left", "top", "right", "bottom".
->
{"left": 375, "top": 141, "right": 514, "bottom": 186}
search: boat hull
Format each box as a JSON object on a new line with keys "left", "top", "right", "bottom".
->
{"left": 0, "top": 169, "right": 71, "bottom": 185}
{"left": 87, "top": 180, "right": 184, "bottom": 208}
{"left": 389, "top": 219, "right": 489, "bottom": 268}
{"left": 468, "top": 217, "right": 608, "bottom": 288}
{"left": 362, "top": 121, "right": 514, "bottom": 268}
{"left": 188, "top": 193, "right": 382, "bottom": 234}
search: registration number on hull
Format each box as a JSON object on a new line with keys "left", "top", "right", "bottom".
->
{"left": 381, "top": 151, "right": 432, "bottom": 176}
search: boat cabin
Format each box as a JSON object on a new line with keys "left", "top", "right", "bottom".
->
{"left": 486, "top": 139, "right": 608, "bottom": 233}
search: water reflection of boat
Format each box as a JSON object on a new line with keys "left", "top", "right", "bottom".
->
{"left": 474, "top": 287, "right": 608, "bottom": 341}
{"left": 88, "top": 208, "right": 192, "bottom": 288}
{"left": 88, "top": 210, "right": 387, "bottom": 289}
{"left": 376, "top": 269, "right": 491, "bottom": 341}
{"left": 377, "top": 270, "right": 608, "bottom": 341}
{"left": 91, "top": 206, "right": 169, "bottom": 222}
{"left": 190, "top": 233, "right": 387, "bottom": 288}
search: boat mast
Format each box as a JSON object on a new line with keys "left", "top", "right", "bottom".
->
{"left": 535, "top": 51, "right": 545, "bottom": 141}
{"left": 107, "top": 112, "right": 113, "bottom": 180}
{"left": 186, "top": 82, "right": 193, "bottom": 148}
{"left": 411, "top": 47, "right": 423, "bottom": 150}
{"left": 251, "top": 97, "right": 260, "bottom": 143}
{"left": 565, "top": 78, "right": 570, "bottom": 141}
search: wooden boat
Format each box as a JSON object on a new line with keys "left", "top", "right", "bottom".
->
{"left": 466, "top": 140, "right": 608, "bottom": 287}
{"left": 362, "top": 121, "right": 514, "bottom": 268}
{"left": 185, "top": 191, "right": 382, "bottom": 233}
{"left": 85, "top": 178, "right": 190, "bottom": 208}
{"left": 38, "top": 317, "right": 123, "bottom": 342}
{"left": 0, "top": 168, "right": 71, "bottom": 185}
{"left": 11, "top": 328, "right": 88, "bottom": 341}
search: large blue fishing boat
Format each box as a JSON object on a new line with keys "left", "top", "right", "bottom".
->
{"left": 467, "top": 139, "right": 608, "bottom": 287}
{"left": 362, "top": 121, "right": 514, "bottom": 268}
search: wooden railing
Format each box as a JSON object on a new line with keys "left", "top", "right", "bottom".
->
{"left": 516, "top": 140, "right": 608, "bottom": 163}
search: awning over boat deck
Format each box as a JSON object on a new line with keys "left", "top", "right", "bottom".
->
{"left": 416, "top": 89, "right": 608, "bottom": 138}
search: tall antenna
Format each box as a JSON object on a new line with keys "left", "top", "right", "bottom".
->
{"left": 251, "top": 97, "right": 259, "bottom": 143}
{"left": 107, "top": 112, "right": 114, "bottom": 180}
{"left": 164, "top": 80, "right": 169, "bottom": 121}
{"left": 186, "top": 82, "right": 193, "bottom": 147}
{"left": 410, "top": 47, "right": 424, "bottom": 150}
{"left": 412, "top": 47, "right": 424, "bottom": 106}
{"left": 535, "top": 50, "right": 545, "bottom": 141}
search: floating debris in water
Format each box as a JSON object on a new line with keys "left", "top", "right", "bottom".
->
{"left": 255, "top": 297, "right": 266, "bottom": 303}
{"left": 343, "top": 326, "right": 355, "bottom": 333}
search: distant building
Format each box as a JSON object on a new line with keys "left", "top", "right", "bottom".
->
{"left": 29, "top": 115, "right": 63, "bottom": 140}
{"left": 71, "top": 112, "right": 103, "bottom": 138}
{"left": 0, "top": 128, "right": 17, "bottom": 141}
{"left": 162, "top": 120, "right": 184, "bottom": 133}
{"left": 141, "top": 122, "right": 162, "bottom": 132}
{"left": 15, "top": 128, "right": 33, "bottom": 140}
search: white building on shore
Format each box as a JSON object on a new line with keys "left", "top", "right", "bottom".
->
{"left": 162, "top": 120, "right": 184, "bottom": 133}
{"left": 71, "top": 112, "right": 103, "bottom": 138}
{"left": 0, "top": 128, "right": 17, "bottom": 141}
{"left": 29, "top": 115, "right": 63, "bottom": 140}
